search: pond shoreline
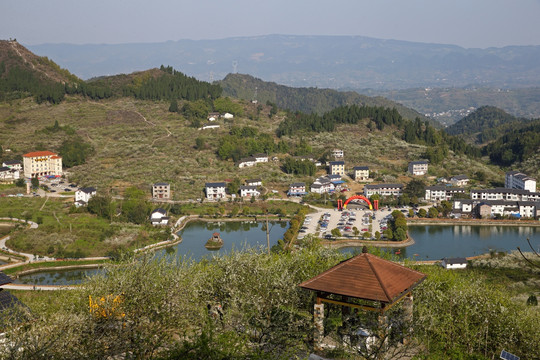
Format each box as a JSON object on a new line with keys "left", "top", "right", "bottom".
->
{"left": 407, "top": 218, "right": 540, "bottom": 227}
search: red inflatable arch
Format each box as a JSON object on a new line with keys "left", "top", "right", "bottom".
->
{"left": 343, "top": 195, "right": 373, "bottom": 210}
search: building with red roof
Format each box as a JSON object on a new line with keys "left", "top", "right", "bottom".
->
{"left": 23, "top": 151, "right": 63, "bottom": 178}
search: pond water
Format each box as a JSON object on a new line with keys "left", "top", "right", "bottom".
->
{"left": 341, "top": 225, "right": 539, "bottom": 260}
{"left": 15, "top": 222, "right": 539, "bottom": 285}
{"left": 13, "top": 268, "right": 104, "bottom": 286}
{"left": 154, "top": 220, "right": 289, "bottom": 262}
{"left": 15, "top": 220, "right": 289, "bottom": 285}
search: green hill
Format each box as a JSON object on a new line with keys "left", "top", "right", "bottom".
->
{"left": 219, "top": 73, "right": 436, "bottom": 125}
{"left": 446, "top": 106, "right": 534, "bottom": 144}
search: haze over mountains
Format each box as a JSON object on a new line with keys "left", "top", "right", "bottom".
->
{"left": 29, "top": 35, "right": 540, "bottom": 89}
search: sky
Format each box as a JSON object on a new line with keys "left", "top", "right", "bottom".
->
{"left": 2, "top": 0, "right": 540, "bottom": 48}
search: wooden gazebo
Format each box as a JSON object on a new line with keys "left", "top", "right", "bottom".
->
{"left": 298, "top": 250, "right": 426, "bottom": 349}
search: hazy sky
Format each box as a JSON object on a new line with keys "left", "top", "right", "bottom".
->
{"left": 2, "top": 0, "right": 540, "bottom": 48}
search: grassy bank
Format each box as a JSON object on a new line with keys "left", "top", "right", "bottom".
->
{"left": 2, "top": 259, "right": 110, "bottom": 276}
{"left": 0, "top": 197, "right": 170, "bottom": 258}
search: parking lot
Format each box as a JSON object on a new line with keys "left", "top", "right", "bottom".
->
{"left": 298, "top": 206, "right": 400, "bottom": 240}
{"left": 35, "top": 177, "right": 78, "bottom": 197}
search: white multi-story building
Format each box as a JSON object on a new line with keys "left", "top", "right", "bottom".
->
{"left": 240, "top": 185, "right": 260, "bottom": 198}
{"left": 353, "top": 166, "right": 369, "bottom": 181}
{"left": 310, "top": 176, "right": 335, "bottom": 194}
{"left": 329, "top": 161, "right": 345, "bottom": 176}
{"left": 205, "top": 182, "right": 226, "bottom": 200}
{"left": 470, "top": 188, "right": 540, "bottom": 202}
{"left": 452, "top": 199, "right": 540, "bottom": 219}
{"left": 505, "top": 171, "right": 537, "bottom": 193}
{"left": 425, "top": 186, "right": 465, "bottom": 202}
{"left": 288, "top": 182, "right": 307, "bottom": 196}
{"left": 23, "top": 151, "right": 62, "bottom": 178}
{"left": 408, "top": 160, "right": 428, "bottom": 176}
{"left": 364, "top": 184, "right": 403, "bottom": 197}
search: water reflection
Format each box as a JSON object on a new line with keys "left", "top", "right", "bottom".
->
{"left": 14, "top": 268, "right": 104, "bottom": 286}
{"left": 155, "top": 220, "right": 289, "bottom": 262}
{"left": 407, "top": 225, "right": 537, "bottom": 260}
{"left": 341, "top": 225, "right": 538, "bottom": 260}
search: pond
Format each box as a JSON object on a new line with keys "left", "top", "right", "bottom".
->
{"left": 13, "top": 268, "right": 104, "bottom": 286}
{"left": 15, "top": 220, "right": 290, "bottom": 285}
{"left": 154, "top": 220, "right": 289, "bottom": 262}
{"left": 341, "top": 225, "right": 539, "bottom": 260}
{"left": 16, "top": 222, "right": 539, "bottom": 285}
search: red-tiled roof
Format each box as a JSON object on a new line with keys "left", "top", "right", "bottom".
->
{"left": 23, "top": 151, "right": 58, "bottom": 158}
{"left": 298, "top": 253, "right": 426, "bottom": 304}
{"left": 51, "top": 155, "right": 62, "bottom": 159}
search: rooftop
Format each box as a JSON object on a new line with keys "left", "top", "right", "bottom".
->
{"left": 23, "top": 150, "right": 58, "bottom": 158}
{"left": 299, "top": 253, "right": 426, "bottom": 304}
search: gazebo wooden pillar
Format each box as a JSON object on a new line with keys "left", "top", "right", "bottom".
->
{"left": 299, "top": 251, "right": 426, "bottom": 351}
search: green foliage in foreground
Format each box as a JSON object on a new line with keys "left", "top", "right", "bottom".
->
{"left": 3, "top": 248, "right": 539, "bottom": 359}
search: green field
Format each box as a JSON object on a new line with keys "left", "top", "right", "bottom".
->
{"left": 0, "top": 197, "right": 169, "bottom": 258}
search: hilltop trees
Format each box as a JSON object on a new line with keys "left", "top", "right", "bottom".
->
{"left": 123, "top": 66, "right": 221, "bottom": 101}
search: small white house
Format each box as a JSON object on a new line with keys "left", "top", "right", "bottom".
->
{"left": 332, "top": 149, "right": 344, "bottom": 158}
{"left": 253, "top": 154, "right": 268, "bottom": 163}
{"left": 240, "top": 185, "right": 260, "bottom": 198}
{"left": 238, "top": 157, "right": 257, "bottom": 168}
{"left": 450, "top": 175, "right": 469, "bottom": 187}
{"left": 150, "top": 208, "right": 169, "bottom": 226}
{"left": 0, "top": 167, "right": 20, "bottom": 181}
{"left": 222, "top": 112, "right": 234, "bottom": 119}
{"left": 441, "top": 257, "right": 467, "bottom": 269}
{"left": 200, "top": 124, "right": 220, "bottom": 130}
{"left": 2, "top": 160, "right": 22, "bottom": 171}
{"left": 246, "top": 178, "right": 262, "bottom": 186}
{"left": 75, "top": 187, "right": 96, "bottom": 206}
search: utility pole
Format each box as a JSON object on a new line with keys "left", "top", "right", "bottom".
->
{"left": 266, "top": 211, "right": 270, "bottom": 255}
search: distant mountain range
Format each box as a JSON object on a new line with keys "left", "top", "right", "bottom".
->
{"left": 28, "top": 35, "right": 540, "bottom": 89}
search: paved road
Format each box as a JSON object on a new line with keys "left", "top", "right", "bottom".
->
{"left": 0, "top": 218, "right": 55, "bottom": 265}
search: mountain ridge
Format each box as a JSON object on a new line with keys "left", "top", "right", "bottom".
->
{"left": 219, "top": 73, "right": 431, "bottom": 123}
{"left": 27, "top": 34, "right": 540, "bottom": 89}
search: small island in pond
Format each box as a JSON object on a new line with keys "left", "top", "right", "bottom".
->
{"left": 205, "top": 232, "right": 224, "bottom": 250}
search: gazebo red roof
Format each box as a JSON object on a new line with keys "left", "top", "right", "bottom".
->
{"left": 298, "top": 253, "right": 426, "bottom": 304}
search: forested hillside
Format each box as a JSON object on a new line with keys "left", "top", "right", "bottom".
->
{"left": 483, "top": 120, "right": 540, "bottom": 167}
{"left": 277, "top": 104, "right": 480, "bottom": 164}
{"left": 446, "top": 106, "right": 533, "bottom": 144}
{"left": 219, "top": 73, "right": 434, "bottom": 125}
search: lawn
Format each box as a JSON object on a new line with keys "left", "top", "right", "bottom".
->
{"left": 0, "top": 197, "right": 170, "bottom": 258}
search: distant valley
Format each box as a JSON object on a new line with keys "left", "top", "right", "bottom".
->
{"left": 27, "top": 35, "right": 540, "bottom": 122}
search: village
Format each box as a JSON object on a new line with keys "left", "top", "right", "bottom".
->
{"left": 2, "top": 142, "right": 539, "bottom": 235}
